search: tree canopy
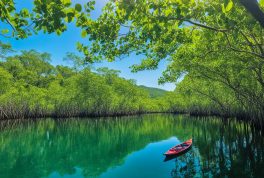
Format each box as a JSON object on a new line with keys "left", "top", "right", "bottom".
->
{"left": 1, "top": 0, "right": 264, "bottom": 123}
{"left": 0, "top": 0, "right": 94, "bottom": 38}
{"left": 0, "top": 48, "right": 173, "bottom": 119}
{"left": 74, "top": 0, "right": 264, "bottom": 122}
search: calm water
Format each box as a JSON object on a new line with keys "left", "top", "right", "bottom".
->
{"left": 0, "top": 114, "right": 263, "bottom": 178}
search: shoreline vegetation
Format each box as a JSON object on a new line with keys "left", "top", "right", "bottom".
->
{"left": 0, "top": 50, "right": 171, "bottom": 120}
{"left": 0, "top": 48, "right": 263, "bottom": 129}
{"left": 0, "top": 1, "right": 264, "bottom": 129}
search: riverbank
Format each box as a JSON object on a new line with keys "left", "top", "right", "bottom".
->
{"left": 1, "top": 107, "right": 263, "bottom": 132}
{"left": 0, "top": 51, "right": 171, "bottom": 121}
{"left": 0, "top": 108, "right": 173, "bottom": 121}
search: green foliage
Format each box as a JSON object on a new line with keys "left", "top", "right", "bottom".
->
{"left": 75, "top": 0, "right": 264, "bottom": 122}
{"left": 0, "top": 67, "right": 12, "bottom": 94}
{"left": 1, "top": 1, "right": 264, "bottom": 122}
{"left": 0, "top": 0, "right": 95, "bottom": 38}
{"left": 0, "top": 48, "right": 169, "bottom": 119}
{"left": 0, "top": 41, "right": 13, "bottom": 59}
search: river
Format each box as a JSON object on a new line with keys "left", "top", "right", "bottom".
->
{"left": 0, "top": 114, "right": 263, "bottom": 178}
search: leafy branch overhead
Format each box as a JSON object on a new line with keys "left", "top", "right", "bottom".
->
{"left": 1, "top": 1, "right": 264, "bottom": 62}
{"left": 74, "top": 0, "right": 264, "bottom": 121}
{"left": 76, "top": 0, "right": 264, "bottom": 70}
{"left": 0, "top": 0, "right": 95, "bottom": 38}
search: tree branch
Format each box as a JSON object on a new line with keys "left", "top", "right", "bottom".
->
{"left": 240, "top": 31, "right": 256, "bottom": 52}
{"left": 249, "top": 32, "right": 264, "bottom": 55}
{"left": 223, "top": 32, "right": 264, "bottom": 58}
{"left": 4, "top": 16, "right": 16, "bottom": 32}
{"left": 157, "top": 16, "right": 229, "bottom": 32}
{"left": 185, "top": 19, "right": 228, "bottom": 32}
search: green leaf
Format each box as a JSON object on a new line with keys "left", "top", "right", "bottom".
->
{"left": 260, "top": 0, "right": 264, "bottom": 6}
{"left": 21, "top": 8, "right": 29, "bottom": 17}
{"left": 66, "top": 12, "right": 74, "bottom": 22}
{"left": 56, "top": 29, "right": 62, "bottom": 35}
{"left": 221, "top": 3, "right": 226, "bottom": 14}
{"left": 164, "top": 8, "right": 173, "bottom": 16}
{"left": 76, "top": 42, "right": 83, "bottom": 51}
{"left": 226, "top": 1, "right": 233, "bottom": 12}
{"left": 1, "top": 29, "right": 9, "bottom": 34}
{"left": 62, "top": 0, "right": 71, "bottom": 6}
{"left": 75, "top": 4, "right": 82, "bottom": 12}
{"left": 81, "top": 30, "right": 87, "bottom": 38}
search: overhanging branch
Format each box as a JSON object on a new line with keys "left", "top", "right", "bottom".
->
{"left": 223, "top": 32, "right": 264, "bottom": 58}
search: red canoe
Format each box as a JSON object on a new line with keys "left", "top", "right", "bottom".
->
{"left": 164, "top": 139, "right": 192, "bottom": 156}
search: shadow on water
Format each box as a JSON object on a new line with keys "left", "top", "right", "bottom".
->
{"left": 0, "top": 114, "right": 263, "bottom": 178}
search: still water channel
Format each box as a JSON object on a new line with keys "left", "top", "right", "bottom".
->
{"left": 0, "top": 114, "right": 263, "bottom": 178}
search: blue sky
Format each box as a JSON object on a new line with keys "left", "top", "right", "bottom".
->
{"left": 0, "top": 0, "right": 175, "bottom": 91}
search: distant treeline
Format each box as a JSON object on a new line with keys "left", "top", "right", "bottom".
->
{"left": 1, "top": 46, "right": 264, "bottom": 125}
{"left": 0, "top": 49, "right": 171, "bottom": 119}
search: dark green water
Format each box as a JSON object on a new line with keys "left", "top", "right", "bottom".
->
{"left": 0, "top": 114, "right": 263, "bottom": 178}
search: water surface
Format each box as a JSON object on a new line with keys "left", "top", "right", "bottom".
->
{"left": 0, "top": 114, "right": 263, "bottom": 178}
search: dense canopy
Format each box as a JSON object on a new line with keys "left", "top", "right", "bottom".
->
{"left": 78, "top": 0, "right": 264, "bottom": 123}
{"left": 0, "top": 49, "right": 174, "bottom": 119}
{"left": 1, "top": 0, "right": 264, "bottom": 124}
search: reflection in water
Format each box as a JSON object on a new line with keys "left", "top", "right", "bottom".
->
{"left": 169, "top": 119, "right": 264, "bottom": 178}
{"left": 163, "top": 146, "right": 192, "bottom": 162}
{"left": 0, "top": 114, "right": 263, "bottom": 178}
{"left": 170, "top": 148, "right": 203, "bottom": 178}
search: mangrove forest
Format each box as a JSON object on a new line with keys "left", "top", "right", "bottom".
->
{"left": 1, "top": 0, "right": 264, "bottom": 178}
{"left": 1, "top": 0, "right": 264, "bottom": 124}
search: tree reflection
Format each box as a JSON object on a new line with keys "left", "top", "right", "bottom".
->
{"left": 0, "top": 115, "right": 190, "bottom": 178}
{"left": 0, "top": 115, "right": 263, "bottom": 178}
{"left": 169, "top": 118, "right": 264, "bottom": 178}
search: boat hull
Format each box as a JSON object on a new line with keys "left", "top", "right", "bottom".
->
{"left": 164, "top": 139, "right": 192, "bottom": 156}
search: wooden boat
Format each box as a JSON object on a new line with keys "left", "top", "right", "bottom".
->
{"left": 164, "top": 139, "right": 192, "bottom": 156}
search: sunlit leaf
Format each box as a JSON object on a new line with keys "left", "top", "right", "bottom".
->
{"left": 1, "top": 29, "right": 9, "bottom": 34}
{"left": 81, "top": 30, "right": 87, "bottom": 38}
{"left": 226, "top": 1, "right": 233, "bottom": 12}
